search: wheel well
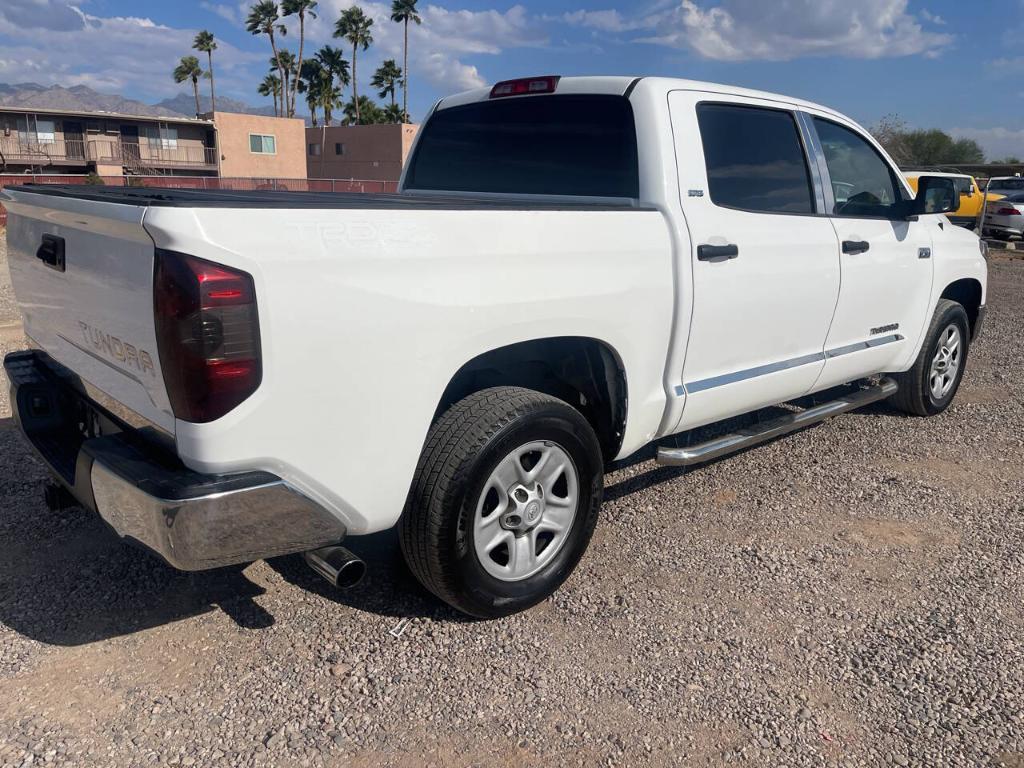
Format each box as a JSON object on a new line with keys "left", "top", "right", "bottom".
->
{"left": 435, "top": 337, "right": 627, "bottom": 461}
{"left": 940, "top": 278, "right": 982, "bottom": 334}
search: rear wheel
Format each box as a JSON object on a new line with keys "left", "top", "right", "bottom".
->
{"left": 399, "top": 387, "right": 603, "bottom": 618}
{"left": 890, "top": 299, "right": 970, "bottom": 416}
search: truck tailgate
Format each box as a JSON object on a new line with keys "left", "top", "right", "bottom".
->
{"left": 3, "top": 188, "right": 175, "bottom": 435}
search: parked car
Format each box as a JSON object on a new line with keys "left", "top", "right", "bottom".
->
{"left": 986, "top": 176, "right": 1024, "bottom": 196}
{"left": 983, "top": 191, "right": 1024, "bottom": 240}
{"left": 905, "top": 172, "right": 992, "bottom": 228}
{"left": 2, "top": 76, "right": 988, "bottom": 618}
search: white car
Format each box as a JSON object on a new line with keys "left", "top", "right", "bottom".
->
{"left": 983, "top": 191, "right": 1024, "bottom": 239}
{"left": 2, "top": 76, "right": 988, "bottom": 618}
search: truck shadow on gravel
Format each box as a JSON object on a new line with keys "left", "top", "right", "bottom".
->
{"left": 265, "top": 531, "right": 467, "bottom": 623}
{"left": 0, "top": 421, "right": 278, "bottom": 646}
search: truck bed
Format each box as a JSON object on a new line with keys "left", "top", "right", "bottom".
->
{"left": 8, "top": 184, "right": 650, "bottom": 211}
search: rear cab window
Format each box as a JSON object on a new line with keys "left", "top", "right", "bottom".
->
{"left": 695, "top": 103, "right": 815, "bottom": 215}
{"left": 404, "top": 95, "right": 639, "bottom": 198}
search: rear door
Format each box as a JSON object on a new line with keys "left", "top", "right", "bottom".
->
{"left": 3, "top": 189, "right": 175, "bottom": 433}
{"left": 808, "top": 115, "right": 934, "bottom": 391}
{"left": 669, "top": 93, "right": 841, "bottom": 431}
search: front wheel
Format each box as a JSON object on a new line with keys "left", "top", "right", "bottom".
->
{"left": 890, "top": 299, "right": 970, "bottom": 416}
{"left": 399, "top": 387, "right": 603, "bottom": 618}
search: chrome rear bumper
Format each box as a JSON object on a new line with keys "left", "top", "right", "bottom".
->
{"left": 5, "top": 349, "right": 345, "bottom": 570}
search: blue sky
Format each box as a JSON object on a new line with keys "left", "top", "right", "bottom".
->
{"left": 0, "top": 0, "right": 1021, "bottom": 157}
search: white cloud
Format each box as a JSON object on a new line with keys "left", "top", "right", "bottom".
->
{"left": 200, "top": 2, "right": 242, "bottom": 24}
{"left": 591, "top": 0, "right": 956, "bottom": 61}
{"left": 950, "top": 127, "right": 1024, "bottom": 161}
{"left": 920, "top": 9, "right": 946, "bottom": 25}
{"left": 303, "top": 1, "right": 542, "bottom": 94}
{"left": 0, "top": 2, "right": 262, "bottom": 100}
{"left": 559, "top": 10, "right": 651, "bottom": 33}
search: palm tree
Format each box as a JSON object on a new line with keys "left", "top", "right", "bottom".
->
{"left": 298, "top": 59, "right": 325, "bottom": 125}
{"left": 334, "top": 6, "right": 374, "bottom": 124}
{"left": 193, "top": 30, "right": 217, "bottom": 113}
{"left": 173, "top": 56, "right": 204, "bottom": 117}
{"left": 246, "top": 1, "right": 288, "bottom": 110}
{"left": 274, "top": 50, "right": 298, "bottom": 115}
{"left": 371, "top": 59, "right": 402, "bottom": 110}
{"left": 390, "top": 0, "right": 420, "bottom": 122}
{"left": 382, "top": 103, "right": 406, "bottom": 124}
{"left": 258, "top": 72, "right": 283, "bottom": 116}
{"left": 342, "top": 95, "right": 381, "bottom": 126}
{"left": 281, "top": 0, "right": 318, "bottom": 118}
{"left": 315, "top": 46, "right": 350, "bottom": 124}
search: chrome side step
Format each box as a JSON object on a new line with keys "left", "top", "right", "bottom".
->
{"left": 656, "top": 377, "right": 898, "bottom": 467}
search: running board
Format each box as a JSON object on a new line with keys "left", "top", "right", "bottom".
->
{"left": 656, "top": 377, "right": 898, "bottom": 467}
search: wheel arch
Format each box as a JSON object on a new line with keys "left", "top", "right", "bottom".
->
{"left": 433, "top": 336, "right": 628, "bottom": 462}
{"left": 940, "top": 278, "right": 983, "bottom": 336}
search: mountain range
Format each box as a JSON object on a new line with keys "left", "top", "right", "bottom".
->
{"left": 0, "top": 82, "right": 285, "bottom": 120}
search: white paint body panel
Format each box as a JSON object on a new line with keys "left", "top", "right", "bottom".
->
{"left": 2, "top": 76, "right": 988, "bottom": 538}
{"left": 3, "top": 193, "right": 175, "bottom": 434}
{"left": 145, "top": 205, "right": 674, "bottom": 534}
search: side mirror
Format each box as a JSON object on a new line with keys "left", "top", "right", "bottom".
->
{"left": 910, "top": 176, "right": 958, "bottom": 217}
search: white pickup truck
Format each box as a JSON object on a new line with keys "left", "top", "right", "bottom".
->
{"left": 2, "top": 76, "right": 988, "bottom": 618}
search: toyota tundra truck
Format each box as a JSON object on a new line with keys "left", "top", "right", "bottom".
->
{"left": 1, "top": 76, "right": 988, "bottom": 618}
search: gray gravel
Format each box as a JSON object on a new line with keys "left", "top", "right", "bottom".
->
{"left": 0, "top": 230, "right": 1023, "bottom": 767}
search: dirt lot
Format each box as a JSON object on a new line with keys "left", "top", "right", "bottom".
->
{"left": 0, "top": 233, "right": 1022, "bottom": 768}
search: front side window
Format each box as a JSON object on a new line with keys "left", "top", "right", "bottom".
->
{"left": 696, "top": 103, "right": 814, "bottom": 215}
{"left": 814, "top": 118, "right": 905, "bottom": 219}
{"left": 308, "top": 142, "right": 321, "bottom": 156}
{"left": 249, "top": 134, "right": 276, "bottom": 154}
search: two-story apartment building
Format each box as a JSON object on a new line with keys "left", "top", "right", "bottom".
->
{"left": 0, "top": 107, "right": 305, "bottom": 178}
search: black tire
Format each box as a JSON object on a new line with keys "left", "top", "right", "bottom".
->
{"left": 399, "top": 387, "right": 603, "bottom": 619}
{"left": 890, "top": 299, "right": 970, "bottom": 416}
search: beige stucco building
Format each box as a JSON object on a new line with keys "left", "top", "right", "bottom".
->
{"left": 214, "top": 111, "right": 306, "bottom": 179}
{"left": 306, "top": 123, "right": 419, "bottom": 182}
{"left": 0, "top": 107, "right": 305, "bottom": 179}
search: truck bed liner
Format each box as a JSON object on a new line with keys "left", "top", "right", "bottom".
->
{"left": 6, "top": 184, "right": 650, "bottom": 211}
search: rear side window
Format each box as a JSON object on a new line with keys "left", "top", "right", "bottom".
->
{"left": 696, "top": 103, "right": 814, "bottom": 215}
{"left": 404, "top": 95, "right": 639, "bottom": 198}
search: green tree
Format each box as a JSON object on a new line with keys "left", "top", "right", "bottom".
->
{"left": 274, "top": 50, "right": 298, "bottom": 115}
{"left": 173, "top": 55, "right": 204, "bottom": 117}
{"left": 334, "top": 6, "right": 374, "bottom": 124}
{"left": 299, "top": 59, "right": 340, "bottom": 126}
{"left": 258, "top": 72, "right": 283, "bottom": 116}
{"left": 381, "top": 102, "right": 407, "bottom": 124}
{"left": 871, "top": 114, "right": 986, "bottom": 166}
{"left": 281, "top": 0, "right": 318, "bottom": 118}
{"left": 316, "top": 45, "right": 350, "bottom": 124}
{"left": 247, "top": 1, "right": 288, "bottom": 112}
{"left": 193, "top": 30, "right": 217, "bottom": 113}
{"left": 342, "top": 95, "right": 382, "bottom": 125}
{"left": 371, "top": 59, "right": 402, "bottom": 109}
{"left": 390, "top": 0, "right": 420, "bottom": 121}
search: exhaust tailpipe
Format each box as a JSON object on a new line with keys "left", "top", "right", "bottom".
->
{"left": 303, "top": 545, "right": 366, "bottom": 589}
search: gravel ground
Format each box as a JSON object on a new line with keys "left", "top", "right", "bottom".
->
{"left": 0, "top": 230, "right": 1023, "bottom": 767}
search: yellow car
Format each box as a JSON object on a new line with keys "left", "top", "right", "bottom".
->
{"left": 904, "top": 172, "right": 1001, "bottom": 229}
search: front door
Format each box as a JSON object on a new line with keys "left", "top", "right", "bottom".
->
{"left": 669, "top": 93, "right": 842, "bottom": 431}
{"left": 808, "top": 115, "right": 935, "bottom": 391}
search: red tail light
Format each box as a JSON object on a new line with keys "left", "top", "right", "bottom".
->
{"left": 490, "top": 76, "right": 560, "bottom": 99}
{"left": 154, "top": 250, "right": 262, "bottom": 423}
{"left": 995, "top": 206, "right": 1022, "bottom": 216}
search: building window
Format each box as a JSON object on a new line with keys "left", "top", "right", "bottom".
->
{"left": 308, "top": 143, "right": 321, "bottom": 156}
{"left": 16, "top": 115, "right": 56, "bottom": 144}
{"left": 335, "top": 143, "right": 345, "bottom": 155}
{"left": 250, "top": 134, "right": 276, "bottom": 154}
{"left": 142, "top": 124, "right": 178, "bottom": 149}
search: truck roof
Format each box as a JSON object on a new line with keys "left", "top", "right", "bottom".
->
{"left": 437, "top": 75, "right": 849, "bottom": 122}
